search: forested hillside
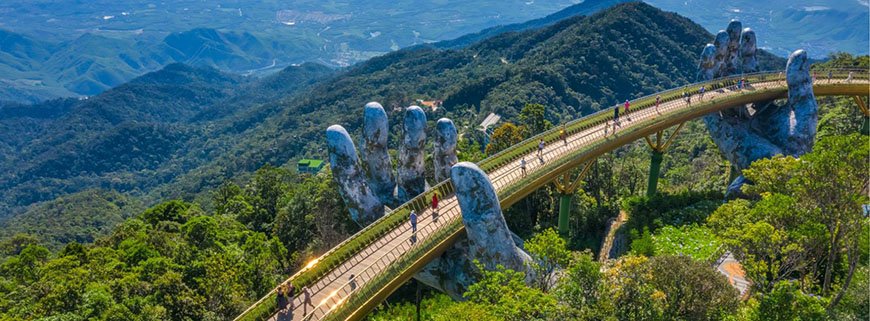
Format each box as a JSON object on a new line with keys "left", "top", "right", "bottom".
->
{"left": 0, "top": 0, "right": 583, "bottom": 103}
{"left": 0, "top": 63, "right": 334, "bottom": 216}
{"left": 0, "top": 1, "right": 786, "bottom": 226}
{"left": 150, "top": 1, "right": 784, "bottom": 208}
{"left": 0, "top": 190, "right": 143, "bottom": 251}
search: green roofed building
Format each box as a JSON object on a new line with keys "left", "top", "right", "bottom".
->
{"left": 297, "top": 159, "right": 325, "bottom": 174}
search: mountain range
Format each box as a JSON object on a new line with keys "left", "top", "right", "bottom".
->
{"left": 0, "top": 1, "right": 789, "bottom": 224}
{"left": 0, "top": 0, "right": 865, "bottom": 104}
{"left": 0, "top": 0, "right": 581, "bottom": 103}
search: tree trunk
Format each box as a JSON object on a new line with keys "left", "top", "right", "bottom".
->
{"left": 822, "top": 224, "right": 842, "bottom": 295}
{"left": 828, "top": 244, "right": 858, "bottom": 312}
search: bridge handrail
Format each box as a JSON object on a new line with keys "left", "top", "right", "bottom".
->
{"left": 238, "top": 67, "right": 868, "bottom": 321}
{"left": 493, "top": 69, "right": 869, "bottom": 203}
{"left": 303, "top": 186, "right": 464, "bottom": 320}
{"left": 480, "top": 68, "right": 869, "bottom": 176}
{"left": 234, "top": 179, "right": 456, "bottom": 321}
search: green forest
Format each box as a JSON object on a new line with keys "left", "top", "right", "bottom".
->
{"left": 0, "top": 2, "right": 786, "bottom": 218}
{"left": 1, "top": 81, "right": 865, "bottom": 320}
{"left": 0, "top": 2, "right": 867, "bottom": 321}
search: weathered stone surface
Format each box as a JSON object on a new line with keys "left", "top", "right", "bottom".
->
{"left": 724, "top": 20, "right": 743, "bottom": 76}
{"left": 697, "top": 22, "right": 819, "bottom": 198}
{"left": 751, "top": 50, "right": 818, "bottom": 156}
{"left": 698, "top": 44, "right": 718, "bottom": 81}
{"left": 784, "top": 50, "right": 818, "bottom": 155}
{"left": 362, "top": 102, "right": 397, "bottom": 207}
{"left": 713, "top": 30, "right": 730, "bottom": 77}
{"left": 397, "top": 106, "right": 428, "bottom": 203}
{"left": 433, "top": 118, "right": 459, "bottom": 183}
{"left": 740, "top": 28, "right": 758, "bottom": 73}
{"left": 326, "top": 125, "right": 385, "bottom": 225}
{"left": 452, "top": 162, "right": 532, "bottom": 272}
{"left": 415, "top": 162, "right": 533, "bottom": 299}
{"left": 415, "top": 239, "right": 476, "bottom": 300}
{"left": 703, "top": 116, "right": 783, "bottom": 170}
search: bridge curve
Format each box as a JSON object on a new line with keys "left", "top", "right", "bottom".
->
{"left": 237, "top": 69, "right": 868, "bottom": 321}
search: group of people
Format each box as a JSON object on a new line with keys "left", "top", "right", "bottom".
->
{"left": 275, "top": 283, "right": 314, "bottom": 320}
{"left": 823, "top": 71, "right": 855, "bottom": 83}
{"left": 408, "top": 192, "right": 440, "bottom": 244}
{"left": 607, "top": 99, "right": 632, "bottom": 134}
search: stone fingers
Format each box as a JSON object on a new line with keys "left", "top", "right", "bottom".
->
{"left": 397, "top": 106, "right": 428, "bottom": 203}
{"left": 434, "top": 118, "right": 459, "bottom": 183}
{"left": 326, "top": 125, "right": 385, "bottom": 225}
{"left": 362, "top": 102, "right": 398, "bottom": 207}
{"left": 785, "top": 50, "right": 818, "bottom": 156}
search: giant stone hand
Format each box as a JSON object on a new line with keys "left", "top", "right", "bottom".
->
{"left": 326, "top": 103, "right": 533, "bottom": 299}
{"left": 697, "top": 20, "right": 818, "bottom": 197}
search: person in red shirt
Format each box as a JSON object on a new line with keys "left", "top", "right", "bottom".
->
{"left": 624, "top": 100, "right": 631, "bottom": 121}
{"left": 431, "top": 193, "right": 439, "bottom": 222}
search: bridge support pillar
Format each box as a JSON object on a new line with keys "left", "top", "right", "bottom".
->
{"left": 646, "top": 150, "right": 664, "bottom": 197}
{"left": 553, "top": 161, "right": 594, "bottom": 237}
{"left": 643, "top": 123, "right": 685, "bottom": 197}
{"left": 558, "top": 193, "right": 572, "bottom": 235}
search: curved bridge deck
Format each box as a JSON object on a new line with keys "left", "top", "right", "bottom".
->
{"left": 237, "top": 70, "right": 868, "bottom": 321}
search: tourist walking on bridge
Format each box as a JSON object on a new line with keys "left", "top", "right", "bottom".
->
{"left": 410, "top": 210, "right": 418, "bottom": 233}
{"left": 537, "top": 139, "right": 545, "bottom": 163}
{"left": 276, "top": 286, "right": 287, "bottom": 316}
{"left": 520, "top": 157, "right": 527, "bottom": 177}
{"left": 847, "top": 71, "right": 853, "bottom": 83}
{"left": 302, "top": 286, "right": 313, "bottom": 315}
{"left": 655, "top": 95, "right": 661, "bottom": 115}
{"left": 699, "top": 85, "right": 706, "bottom": 100}
{"left": 560, "top": 125, "right": 567, "bottom": 146}
{"left": 431, "top": 193, "right": 439, "bottom": 222}
{"left": 828, "top": 70, "right": 833, "bottom": 83}
{"left": 286, "top": 284, "right": 295, "bottom": 310}
{"left": 613, "top": 104, "right": 620, "bottom": 125}
{"left": 683, "top": 89, "right": 691, "bottom": 105}
{"left": 624, "top": 99, "right": 631, "bottom": 121}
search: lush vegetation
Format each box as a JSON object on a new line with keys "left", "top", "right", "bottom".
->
{"left": 0, "top": 2, "right": 866, "bottom": 320}
{"left": 372, "top": 231, "right": 740, "bottom": 321}
{"left": 0, "top": 190, "right": 143, "bottom": 252}
{"left": 0, "top": 62, "right": 333, "bottom": 216}
{"left": 371, "top": 131, "right": 867, "bottom": 320}
{"left": 0, "top": 167, "right": 353, "bottom": 321}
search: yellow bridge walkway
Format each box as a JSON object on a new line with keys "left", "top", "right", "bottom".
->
{"left": 236, "top": 69, "right": 868, "bottom": 321}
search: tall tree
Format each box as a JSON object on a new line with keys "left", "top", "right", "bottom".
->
{"left": 485, "top": 122, "right": 524, "bottom": 156}
{"left": 518, "top": 103, "right": 552, "bottom": 137}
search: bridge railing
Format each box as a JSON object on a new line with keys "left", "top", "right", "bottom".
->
{"left": 235, "top": 180, "right": 456, "bottom": 321}
{"left": 494, "top": 68, "right": 869, "bottom": 204}
{"left": 313, "top": 185, "right": 463, "bottom": 321}
{"left": 479, "top": 68, "right": 867, "bottom": 179}
{"left": 237, "top": 68, "right": 868, "bottom": 321}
